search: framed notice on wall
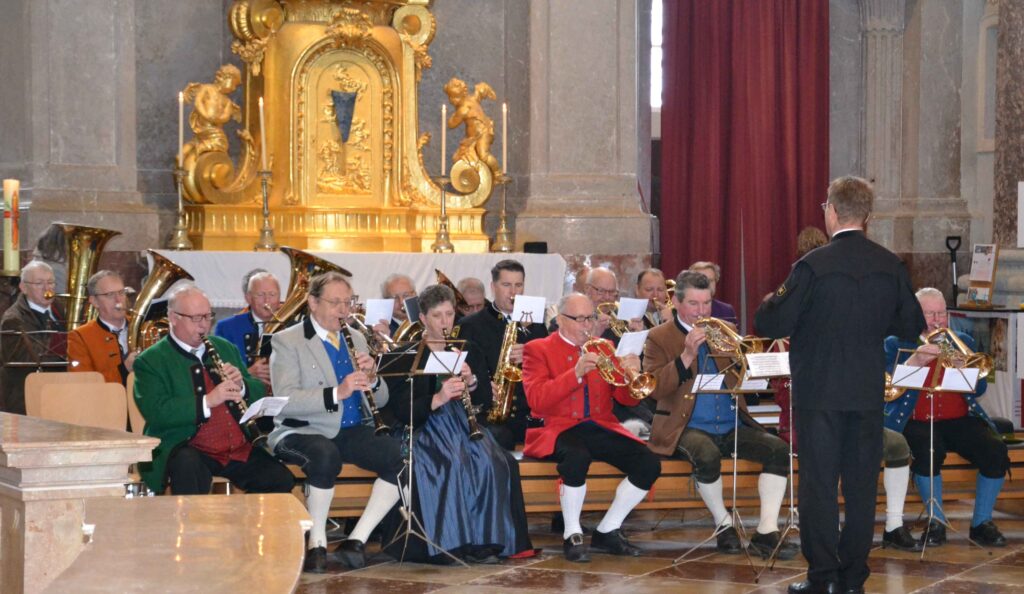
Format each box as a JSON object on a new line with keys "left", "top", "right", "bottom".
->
{"left": 965, "top": 244, "right": 998, "bottom": 308}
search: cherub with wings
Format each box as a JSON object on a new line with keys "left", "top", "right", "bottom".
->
{"left": 444, "top": 78, "right": 500, "bottom": 175}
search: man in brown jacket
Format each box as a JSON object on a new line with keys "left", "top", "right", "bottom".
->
{"left": 643, "top": 271, "right": 795, "bottom": 559}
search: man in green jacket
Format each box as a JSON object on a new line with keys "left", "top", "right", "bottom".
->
{"left": 134, "top": 284, "right": 294, "bottom": 495}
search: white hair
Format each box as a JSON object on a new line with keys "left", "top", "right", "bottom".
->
{"left": 246, "top": 271, "right": 280, "bottom": 293}
{"left": 20, "top": 260, "right": 53, "bottom": 283}
{"left": 167, "top": 283, "right": 209, "bottom": 311}
{"left": 557, "top": 292, "right": 590, "bottom": 314}
{"left": 585, "top": 266, "right": 617, "bottom": 285}
{"left": 915, "top": 287, "right": 944, "bottom": 302}
{"left": 381, "top": 273, "right": 414, "bottom": 298}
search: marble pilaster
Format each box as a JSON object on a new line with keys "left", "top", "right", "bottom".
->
{"left": 994, "top": 0, "right": 1024, "bottom": 247}
{"left": 515, "top": 0, "right": 656, "bottom": 255}
{"left": 862, "top": 0, "right": 905, "bottom": 199}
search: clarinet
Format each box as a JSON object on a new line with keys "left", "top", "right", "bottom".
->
{"left": 201, "top": 336, "right": 266, "bottom": 446}
{"left": 340, "top": 325, "right": 391, "bottom": 435}
{"left": 443, "top": 329, "right": 484, "bottom": 441}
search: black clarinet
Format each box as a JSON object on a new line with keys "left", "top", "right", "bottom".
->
{"left": 201, "top": 336, "right": 268, "bottom": 446}
{"left": 340, "top": 325, "right": 391, "bottom": 435}
{"left": 443, "top": 330, "right": 484, "bottom": 441}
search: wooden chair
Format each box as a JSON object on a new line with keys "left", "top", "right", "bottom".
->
{"left": 24, "top": 371, "right": 104, "bottom": 417}
{"left": 33, "top": 383, "right": 127, "bottom": 431}
{"left": 126, "top": 372, "right": 145, "bottom": 434}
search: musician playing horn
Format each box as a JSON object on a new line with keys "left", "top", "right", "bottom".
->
{"left": 133, "top": 284, "right": 294, "bottom": 496}
{"left": 214, "top": 269, "right": 282, "bottom": 390}
{"left": 381, "top": 284, "right": 534, "bottom": 563}
{"left": 68, "top": 270, "right": 135, "bottom": 385}
{"left": 643, "top": 271, "right": 796, "bottom": 559}
{"left": 884, "top": 287, "right": 1010, "bottom": 547}
{"left": 455, "top": 259, "right": 548, "bottom": 450}
{"left": 522, "top": 292, "right": 661, "bottom": 562}
{"left": 268, "top": 271, "right": 399, "bottom": 573}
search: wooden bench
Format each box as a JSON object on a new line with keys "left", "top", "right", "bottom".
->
{"left": 289, "top": 434, "right": 1024, "bottom": 518}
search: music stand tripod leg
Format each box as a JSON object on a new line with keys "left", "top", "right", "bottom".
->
{"left": 757, "top": 380, "right": 799, "bottom": 577}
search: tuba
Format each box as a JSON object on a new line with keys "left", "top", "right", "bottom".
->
{"left": 487, "top": 317, "right": 523, "bottom": 424}
{"left": 58, "top": 224, "right": 121, "bottom": 330}
{"left": 581, "top": 334, "right": 657, "bottom": 400}
{"left": 435, "top": 269, "right": 471, "bottom": 313}
{"left": 128, "top": 250, "right": 195, "bottom": 353}
{"left": 262, "top": 247, "right": 352, "bottom": 334}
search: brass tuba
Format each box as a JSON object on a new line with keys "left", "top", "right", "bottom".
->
{"left": 128, "top": 250, "right": 195, "bottom": 352}
{"left": 58, "top": 223, "right": 121, "bottom": 330}
{"left": 581, "top": 334, "right": 657, "bottom": 399}
{"left": 435, "top": 268, "right": 470, "bottom": 313}
{"left": 262, "top": 247, "right": 352, "bottom": 334}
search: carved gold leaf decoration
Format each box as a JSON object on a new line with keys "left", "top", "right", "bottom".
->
{"left": 399, "top": 32, "right": 433, "bottom": 82}
{"left": 327, "top": 8, "right": 373, "bottom": 48}
{"left": 232, "top": 38, "right": 270, "bottom": 75}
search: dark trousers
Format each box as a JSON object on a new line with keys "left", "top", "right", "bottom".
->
{"left": 550, "top": 422, "right": 661, "bottom": 490}
{"left": 166, "top": 445, "right": 296, "bottom": 495}
{"left": 795, "top": 409, "right": 882, "bottom": 588}
{"left": 483, "top": 415, "right": 528, "bottom": 451}
{"left": 275, "top": 424, "right": 404, "bottom": 489}
{"left": 675, "top": 425, "right": 790, "bottom": 483}
{"left": 904, "top": 416, "right": 1010, "bottom": 479}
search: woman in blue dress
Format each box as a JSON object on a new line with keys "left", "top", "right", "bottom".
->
{"left": 381, "top": 284, "right": 533, "bottom": 564}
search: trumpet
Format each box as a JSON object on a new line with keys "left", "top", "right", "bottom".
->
{"left": 340, "top": 326, "right": 390, "bottom": 435}
{"left": 580, "top": 333, "right": 656, "bottom": 400}
{"left": 443, "top": 328, "right": 484, "bottom": 440}
{"left": 201, "top": 336, "right": 267, "bottom": 446}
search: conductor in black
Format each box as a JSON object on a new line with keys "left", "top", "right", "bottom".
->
{"left": 755, "top": 176, "right": 925, "bottom": 594}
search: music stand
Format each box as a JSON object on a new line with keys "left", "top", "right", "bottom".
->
{"left": 673, "top": 348, "right": 766, "bottom": 579}
{"left": 0, "top": 329, "right": 70, "bottom": 370}
{"left": 892, "top": 351, "right": 992, "bottom": 559}
{"left": 378, "top": 340, "right": 470, "bottom": 567}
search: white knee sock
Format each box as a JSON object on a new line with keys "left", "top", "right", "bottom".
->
{"left": 597, "top": 479, "right": 649, "bottom": 533}
{"left": 306, "top": 485, "right": 334, "bottom": 549}
{"left": 560, "top": 483, "right": 587, "bottom": 539}
{"left": 696, "top": 478, "right": 732, "bottom": 528}
{"left": 349, "top": 479, "right": 401, "bottom": 543}
{"left": 883, "top": 465, "right": 909, "bottom": 532}
{"left": 756, "top": 473, "right": 788, "bottom": 534}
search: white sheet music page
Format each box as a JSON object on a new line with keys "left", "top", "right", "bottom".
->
{"left": 940, "top": 367, "right": 979, "bottom": 392}
{"left": 511, "top": 295, "right": 546, "bottom": 325}
{"left": 616, "top": 298, "right": 648, "bottom": 321}
{"left": 424, "top": 350, "right": 468, "bottom": 375}
{"left": 694, "top": 373, "right": 726, "bottom": 392}
{"left": 891, "top": 364, "right": 929, "bottom": 389}
{"left": 364, "top": 299, "right": 394, "bottom": 326}
{"left": 745, "top": 352, "right": 790, "bottom": 378}
{"left": 239, "top": 396, "right": 288, "bottom": 424}
{"left": 615, "top": 330, "right": 649, "bottom": 357}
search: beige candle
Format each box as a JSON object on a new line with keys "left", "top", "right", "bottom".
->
{"left": 441, "top": 104, "right": 447, "bottom": 176}
{"left": 3, "top": 179, "right": 19, "bottom": 272}
{"left": 259, "top": 97, "right": 269, "bottom": 171}
{"left": 502, "top": 102, "right": 508, "bottom": 174}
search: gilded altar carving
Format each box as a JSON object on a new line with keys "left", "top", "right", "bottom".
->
{"left": 183, "top": 0, "right": 491, "bottom": 251}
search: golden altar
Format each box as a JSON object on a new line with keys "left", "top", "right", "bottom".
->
{"left": 180, "top": 0, "right": 494, "bottom": 252}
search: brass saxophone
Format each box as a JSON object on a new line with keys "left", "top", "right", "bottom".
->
{"left": 201, "top": 336, "right": 266, "bottom": 446}
{"left": 340, "top": 325, "right": 391, "bottom": 435}
{"left": 487, "top": 319, "right": 523, "bottom": 424}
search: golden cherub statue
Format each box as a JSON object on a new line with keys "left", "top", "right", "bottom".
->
{"left": 444, "top": 78, "right": 500, "bottom": 176}
{"left": 183, "top": 64, "right": 251, "bottom": 155}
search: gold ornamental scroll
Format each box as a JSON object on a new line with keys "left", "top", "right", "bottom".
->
{"left": 180, "top": 0, "right": 491, "bottom": 252}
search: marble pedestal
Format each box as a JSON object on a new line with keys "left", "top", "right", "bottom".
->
{"left": 0, "top": 413, "right": 157, "bottom": 593}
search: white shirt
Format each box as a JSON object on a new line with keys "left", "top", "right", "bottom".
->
{"left": 99, "top": 317, "right": 129, "bottom": 354}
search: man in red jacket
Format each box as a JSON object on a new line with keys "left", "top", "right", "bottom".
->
{"left": 523, "top": 293, "right": 661, "bottom": 563}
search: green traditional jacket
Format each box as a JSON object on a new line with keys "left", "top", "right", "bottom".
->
{"left": 133, "top": 334, "right": 265, "bottom": 492}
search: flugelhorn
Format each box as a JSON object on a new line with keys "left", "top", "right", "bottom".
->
{"left": 580, "top": 333, "right": 656, "bottom": 400}
{"left": 596, "top": 302, "right": 629, "bottom": 337}
{"left": 885, "top": 327, "right": 993, "bottom": 403}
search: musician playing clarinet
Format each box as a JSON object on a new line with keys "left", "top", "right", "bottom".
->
{"left": 133, "top": 284, "right": 294, "bottom": 497}
{"left": 268, "top": 271, "right": 400, "bottom": 573}
{"left": 381, "top": 284, "right": 534, "bottom": 564}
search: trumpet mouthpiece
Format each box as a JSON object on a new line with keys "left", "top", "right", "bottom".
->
{"left": 114, "top": 303, "right": 124, "bottom": 311}
{"left": 43, "top": 290, "right": 55, "bottom": 300}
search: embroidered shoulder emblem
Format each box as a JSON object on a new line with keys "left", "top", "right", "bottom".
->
{"left": 776, "top": 284, "right": 787, "bottom": 297}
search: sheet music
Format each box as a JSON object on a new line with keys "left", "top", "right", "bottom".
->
{"left": 940, "top": 367, "right": 980, "bottom": 392}
{"left": 364, "top": 299, "right": 394, "bottom": 325}
{"left": 424, "top": 350, "right": 468, "bottom": 375}
{"left": 615, "top": 330, "right": 649, "bottom": 357}
{"left": 616, "top": 298, "right": 648, "bottom": 321}
{"left": 694, "top": 373, "right": 726, "bottom": 392}
{"left": 511, "top": 295, "right": 545, "bottom": 324}
{"left": 745, "top": 352, "right": 790, "bottom": 378}
{"left": 739, "top": 377, "right": 770, "bottom": 391}
{"left": 239, "top": 396, "right": 288, "bottom": 424}
{"left": 891, "top": 364, "right": 929, "bottom": 389}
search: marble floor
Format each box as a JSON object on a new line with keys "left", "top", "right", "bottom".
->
{"left": 297, "top": 501, "right": 1024, "bottom": 593}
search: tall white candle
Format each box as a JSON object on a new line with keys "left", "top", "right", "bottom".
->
{"left": 3, "top": 179, "right": 19, "bottom": 272}
{"left": 178, "top": 92, "right": 184, "bottom": 167}
{"left": 502, "top": 102, "right": 508, "bottom": 174}
{"left": 441, "top": 104, "right": 447, "bottom": 176}
{"left": 259, "top": 97, "right": 269, "bottom": 171}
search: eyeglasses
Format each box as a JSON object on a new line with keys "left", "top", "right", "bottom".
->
{"left": 173, "top": 311, "right": 216, "bottom": 323}
{"left": 249, "top": 292, "right": 280, "bottom": 300}
{"left": 562, "top": 313, "right": 599, "bottom": 324}
{"left": 820, "top": 201, "right": 831, "bottom": 212}
{"left": 922, "top": 311, "right": 948, "bottom": 320}
{"left": 94, "top": 288, "right": 130, "bottom": 299}
{"left": 317, "top": 297, "right": 352, "bottom": 308}
{"left": 24, "top": 280, "right": 57, "bottom": 288}
{"left": 586, "top": 284, "right": 619, "bottom": 298}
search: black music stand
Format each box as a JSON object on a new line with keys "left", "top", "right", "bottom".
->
{"left": 378, "top": 340, "right": 470, "bottom": 567}
{"left": 0, "top": 329, "right": 70, "bottom": 370}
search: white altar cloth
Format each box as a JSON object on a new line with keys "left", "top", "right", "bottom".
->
{"left": 150, "top": 250, "right": 569, "bottom": 310}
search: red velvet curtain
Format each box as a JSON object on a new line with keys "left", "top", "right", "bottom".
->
{"left": 659, "top": 1, "right": 829, "bottom": 329}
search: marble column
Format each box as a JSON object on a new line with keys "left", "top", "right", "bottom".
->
{"left": 994, "top": 0, "right": 1024, "bottom": 247}
{"left": 515, "top": 0, "right": 656, "bottom": 261}
{"left": 862, "top": 0, "right": 905, "bottom": 201}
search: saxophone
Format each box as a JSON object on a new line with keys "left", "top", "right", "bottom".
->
{"left": 201, "top": 336, "right": 266, "bottom": 446}
{"left": 487, "top": 319, "right": 523, "bottom": 424}
{"left": 340, "top": 325, "right": 391, "bottom": 435}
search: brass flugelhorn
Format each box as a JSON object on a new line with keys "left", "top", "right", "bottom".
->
{"left": 884, "top": 327, "right": 993, "bottom": 403}
{"left": 580, "top": 332, "right": 656, "bottom": 400}
{"left": 596, "top": 301, "right": 629, "bottom": 337}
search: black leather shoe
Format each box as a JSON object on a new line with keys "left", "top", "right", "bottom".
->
{"left": 843, "top": 586, "right": 865, "bottom": 594}
{"left": 303, "top": 546, "right": 327, "bottom": 573}
{"left": 748, "top": 530, "right": 798, "bottom": 560}
{"left": 882, "top": 525, "right": 922, "bottom": 551}
{"left": 591, "top": 528, "right": 642, "bottom": 557}
{"left": 716, "top": 526, "right": 742, "bottom": 554}
{"left": 920, "top": 520, "right": 946, "bottom": 547}
{"left": 464, "top": 551, "right": 501, "bottom": 564}
{"left": 969, "top": 520, "right": 1007, "bottom": 547}
{"left": 563, "top": 533, "right": 590, "bottom": 563}
{"left": 787, "top": 579, "right": 840, "bottom": 594}
{"left": 333, "top": 538, "right": 366, "bottom": 569}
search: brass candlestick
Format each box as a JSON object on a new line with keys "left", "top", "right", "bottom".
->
{"left": 254, "top": 170, "right": 278, "bottom": 251}
{"left": 167, "top": 166, "right": 193, "bottom": 250}
{"left": 431, "top": 175, "right": 455, "bottom": 253}
{"left": 491, "top": 173, "right": 513, "bottom": 253}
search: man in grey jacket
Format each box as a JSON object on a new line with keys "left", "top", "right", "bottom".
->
{"left": 269, "top": 271, "right": 401, "bottom": 573}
